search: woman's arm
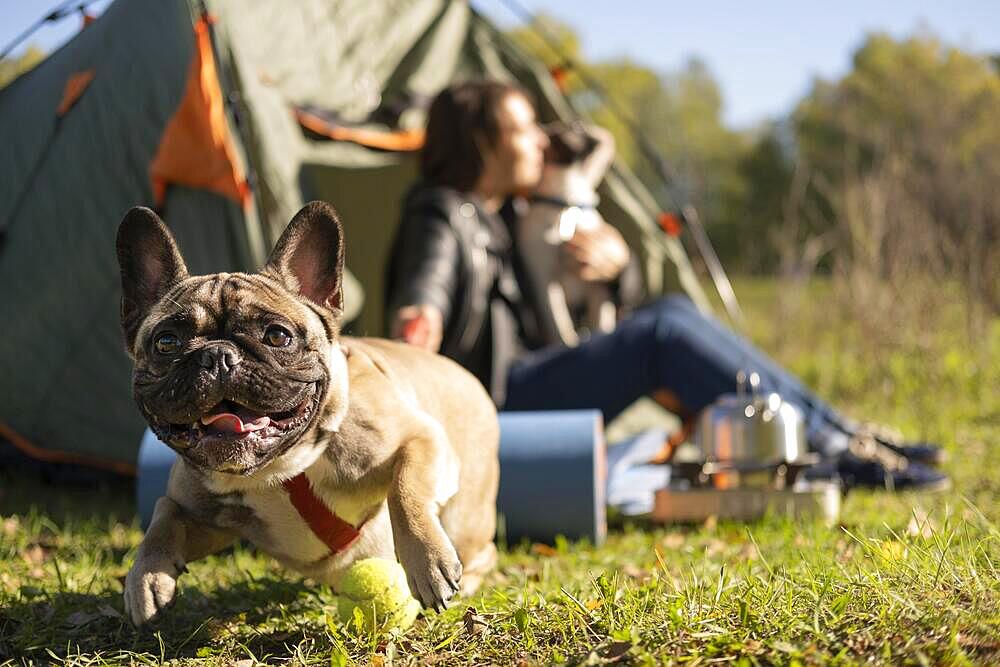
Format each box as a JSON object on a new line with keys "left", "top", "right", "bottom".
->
{"left": 385, "top": 200, "right": 461, "bottom": 352}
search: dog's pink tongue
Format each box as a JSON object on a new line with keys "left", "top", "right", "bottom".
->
{"left": 201, "top": 406, "right": 270, "bottom": 433}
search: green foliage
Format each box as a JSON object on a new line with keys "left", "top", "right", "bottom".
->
{"left": 792, "top": 33, "right": 1000, "bottom": 311}
{"left": 0, "top": 46, "right": 45, "bottom": 91}
{"left": 796, "top": 32, "right": 1000, "bottom": 174}
{"left": 725, "top": 128, "right": 795, "bottom": 271}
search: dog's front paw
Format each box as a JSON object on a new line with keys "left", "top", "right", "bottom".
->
{"left": 396, "top": 532, "right": 462, "bottom": 611}
{"left": 123, "top": 556, "right": 183, "bottom": 626}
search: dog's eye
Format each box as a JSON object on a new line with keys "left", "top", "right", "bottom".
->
{"left": 264, "top": 325, "right": 293, "bottom": 347}
{"left": 154, "top": 332, "right": 181, "bottom": 355}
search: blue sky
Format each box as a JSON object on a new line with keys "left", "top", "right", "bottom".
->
{"left": 4, "top": 0, "right": 999, "bottom": 128}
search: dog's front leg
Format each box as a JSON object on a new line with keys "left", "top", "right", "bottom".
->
{"left": 387, "top": 425, "right": 463, "bottom": 611}
{"left": 124, "top": 496, "right": 236, "bottom": 626}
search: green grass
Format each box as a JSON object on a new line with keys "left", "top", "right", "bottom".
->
{"left": 2, "top": 278, "right": 999, "bottom": 665}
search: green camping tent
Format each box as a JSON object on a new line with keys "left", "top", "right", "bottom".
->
{"left": 0, "top": 0, "right": 709, "bottom": 473}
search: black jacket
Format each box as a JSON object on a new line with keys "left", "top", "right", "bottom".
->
{"left": 385, "top": 183, "right": 644, "bottom": 404}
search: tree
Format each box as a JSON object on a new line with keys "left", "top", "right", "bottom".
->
{"left": 796, "top": 32, "right": 1000, "bottom": 178}
{"left": 794, "top": 32, "right": 1000, "bottom": 313}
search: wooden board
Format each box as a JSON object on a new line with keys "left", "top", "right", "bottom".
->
{"left": 651, "top": 482, "right": 841, "bottom": 524}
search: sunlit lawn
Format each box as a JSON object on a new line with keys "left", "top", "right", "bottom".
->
{"left": 2, "top": 278, "right": 998, "bottom": 665}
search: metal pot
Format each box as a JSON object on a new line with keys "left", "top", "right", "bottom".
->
{"left": 695, "top": 371, "right": 808, "bottom": 466}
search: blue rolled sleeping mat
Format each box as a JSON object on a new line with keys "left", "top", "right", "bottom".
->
{"left": 139, "top": 410, "right": 663, "bottom": 546}
{"left": 493, "top": 411, "right": 606, "bottom": 545}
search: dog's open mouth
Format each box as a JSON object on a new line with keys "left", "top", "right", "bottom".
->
{"left": 150, "top": 391, "right": 321, "bottom": 474}
{"left": 196, "top": 399, "right": 306, "bottom": 435}
{"left": 144, "top": 382, "right": 326, "bottom": 474}
{"left": 156, "top": 394, "right": 318, "bottom": 449}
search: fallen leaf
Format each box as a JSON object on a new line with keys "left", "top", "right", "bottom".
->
{"left": 531, "top": 543, "right": 559, "bottom": 557}
{"left": 704, "top": 539, "right": 727, "bottom": 557}
{"left": 584, "top": 598, "right": 603, "bottom": 610}
{"left": 463, "top": 607, "right": 489, "bottom": 636}
{"left": 2, "top": 517, "right": 18, "bottom": 536}
{"left": 661, "top": 533, "right": 686, "bottom": 550}
{"left": 65, "top": 611, "right": 101, "bottom": 628}
{"left": 229, "top": 659, "right": 254, "bottom": 667}
{"left": 835, "top": 539, "right": 855, "bottom": 563}
{"left": 873, "top": 539, "right": 907, "bottom": 562}
{"left": 906, "top": 508, "right": 936, "bottom": 540}
{"left": 370, "top": 656, "right": 384, "bottom": 667}
{"left": 621, "top": 563, "right": 649, "bottom": 580}
{"left": 98, "top": 605, "right": 122, "bottom": 619}
{"left": 602, "top": 640, "right": 632, "bottom": 662}
{"left": 702, "top": 515, "right": 718, "bottom": 531}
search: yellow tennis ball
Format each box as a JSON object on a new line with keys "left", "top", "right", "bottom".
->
{"left": 335, "top": 558, "right": 421, "bottom": 631}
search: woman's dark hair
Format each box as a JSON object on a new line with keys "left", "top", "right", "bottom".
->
{"left": 421, "top": 80, "right": 531, "bottom": 192}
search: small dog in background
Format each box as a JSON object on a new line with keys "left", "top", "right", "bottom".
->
{"left": 517, "top": 122, "right": 617, "bottom": 346}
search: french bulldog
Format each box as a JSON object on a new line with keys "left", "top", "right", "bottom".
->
{"left": 118, "top": 202, "right": 499, "bottom": 626}
{"left": 517, "top": 122, "right": 617, "bottom": 346}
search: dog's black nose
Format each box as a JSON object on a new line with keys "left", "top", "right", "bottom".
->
{"left": 198, "top": 344, "right": 242, "bottom": 375}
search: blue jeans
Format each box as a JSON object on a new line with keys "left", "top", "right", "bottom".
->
{"left": 503, "top": 295, "right": 852, "bottom": 456}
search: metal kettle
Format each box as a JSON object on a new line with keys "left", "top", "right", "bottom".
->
{"left": 695, "top": 371, "right": 808, "bottom": 466}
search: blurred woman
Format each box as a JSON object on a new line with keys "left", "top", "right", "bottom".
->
{"left": 384, "top": 80, "right": 947, "bottom": 491}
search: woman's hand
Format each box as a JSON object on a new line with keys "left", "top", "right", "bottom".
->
{"left": 564, "top": 221, "right": 630, "bottom": 283}
{"left": 392, "top": 304, "right": 444, "bottom": 352}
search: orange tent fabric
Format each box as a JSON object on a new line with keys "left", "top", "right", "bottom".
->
{"left": 0, "top": 421, "right": 136, "bottom": 476}
{"left": 149, "top": 16, "right": 249, "bottom": 206}
{"left": 56, "top": 70, "right": 95, "bottom": 116}
{"left": 295, "top": 108, "right": 425, "bottom": 152}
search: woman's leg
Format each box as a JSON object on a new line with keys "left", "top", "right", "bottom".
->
{"left": 503, "top": 294, "right": 853, "bottom": 456}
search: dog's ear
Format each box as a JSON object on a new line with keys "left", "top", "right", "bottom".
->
{"left": 579, "top": 132, "right": 600, "bottom": 160}
{"left": 265, "top": 201, "right": 345, "bottom": 315}
{"left": 544, "top": 122, "right": 599, "bottom": 165}
{"left": 117, "top": 207, "right": 188, "bottom": 351}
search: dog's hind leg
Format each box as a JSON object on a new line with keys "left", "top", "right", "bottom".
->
{"left": 456, "top": 542, "right": 497, "bottom": 597}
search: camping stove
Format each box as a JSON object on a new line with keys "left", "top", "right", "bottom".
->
{"left": 650, "top": 455, "right": 840, "bottom": 524}
{"left": 650, "top": 376, "right": 842, "bottom": 524}
{"left": 670, "top": 456, "right": 818, "bottom": 491}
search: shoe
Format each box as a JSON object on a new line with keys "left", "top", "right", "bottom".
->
{"left": 804, "top": 432, "right": 951, "bottom": 492}
{"left": 841, "top": 453, "right": 950, "bottom": 491}
{"left": 856, "top": 423, "right": 947, "bottom": 466}
{"left": 803, "top": 454, "right": 951, "bottom": 492}
{"left": 875, "top": 440, "right": 947, "bottom": 467}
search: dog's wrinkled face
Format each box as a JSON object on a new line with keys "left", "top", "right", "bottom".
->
{"left": 116, "top": 202, "right": 347, "bottom": 475}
